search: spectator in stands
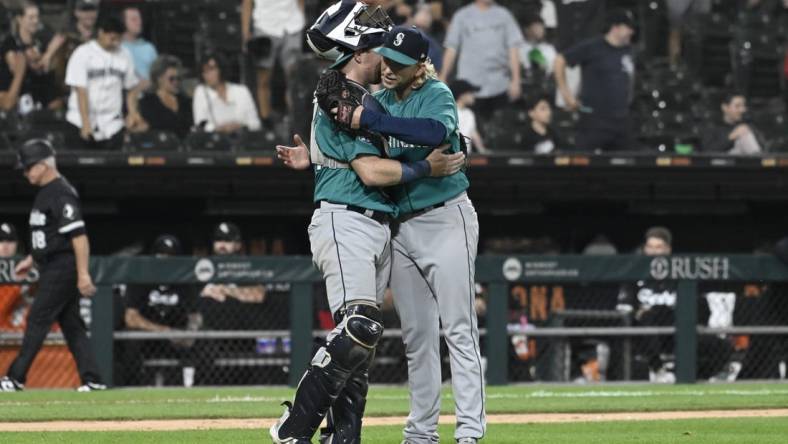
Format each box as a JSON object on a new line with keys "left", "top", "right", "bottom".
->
{"left": 193, "top": 53, "right": 261, "bottom": 133}
{"left": 200, "top": 223, "right": 266, "bottom": 304}
{"left": 522, "top": 95, "right": 562, "bottom": 155}
{"left": 124, "top": 235, "right": 201, "bottom": 386}
{"left": 65, "top": 16, "right": 145, "bottom": 150}
{"left": 411, "top": 3, "right": 444, "bottom": 72}
{"left": 666, "top": 0, "right": 711, "bottom": 66}
{"left": 450, "top": 80, "right": 488, "bottom": 154}
{"left": 0, "top": 222, "right": 29, "bottom": 332}
{"left": 139, "top": 55, "right": 192, "bottom": 139}
{"left": 700, "top": 93, "right": 764, "bottom": 155}
{"left": 241, "top": 0, "right": 305, "bottom": 125}
{"left": 51, "top": 0, "right": 99, "bottom": 96}
{"left": 554, "top": 9, "right": 637, "bottom": 152}
{"left": 520, "top": 15, "right": 557, "bottom": 77}
{"left": 121, "top": 6, "right": 158, "bottom": 88}
{"left": 0, "top": 1, "right": 63, "bottom": 114}
{"left": 440, "top": 0, "right": 523, "bottom": 118}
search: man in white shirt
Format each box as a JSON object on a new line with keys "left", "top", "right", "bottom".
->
{"left": 65, "top": 15, "right": 144, "bottom": 150}
{"left": 241, "top": 0, "right": 305, "bottom": 124}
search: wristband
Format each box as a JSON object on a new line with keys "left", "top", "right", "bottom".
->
{"left": 400, "top": 159, "right": 431, "bottom": 184}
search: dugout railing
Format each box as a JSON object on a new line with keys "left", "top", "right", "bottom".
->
{"left": 2, "top": 254, "right": 788, "bottom": 387}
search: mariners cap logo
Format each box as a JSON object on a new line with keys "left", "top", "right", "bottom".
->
{"left": 393, "top": 32, "right": 404, "bottom": 46}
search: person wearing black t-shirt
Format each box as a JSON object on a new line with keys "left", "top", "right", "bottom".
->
{"left": 0, "top": 139, "right": 104, "bottom": 392}
{"left": 554, "top": 9, "right": 637, "bottom": 152}
{"left": 139, "top": 55, "right": 193, "bottom": 138}
{"left": 522, "top": 95, "right": 563, "bottom": 154}
{"left": 0, "top": 1, "right": 63, "bottom": 114}
{"left": 123, "top": 235, "right": 201, "bottom": 386}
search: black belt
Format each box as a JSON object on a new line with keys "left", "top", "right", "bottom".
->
{"left": 316, "top": 201, "right": 390, "bottom": 224}
{"left": 402, "top": 201, "right": 447, "bottom": 220}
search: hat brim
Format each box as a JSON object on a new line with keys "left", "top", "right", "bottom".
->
{"left": 374, "top": 47, "right": 419, "bottom": 66}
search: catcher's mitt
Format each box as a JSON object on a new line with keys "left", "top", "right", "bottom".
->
{"left": 315, "top": 69, "right": 361, "bottom": 132}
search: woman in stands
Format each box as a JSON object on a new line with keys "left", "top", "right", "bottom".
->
{"left": 192, "top": 52, "right": 260, "bottom": 134}
{"left": 139, "top": 55, "right": 192, "bottom": 138}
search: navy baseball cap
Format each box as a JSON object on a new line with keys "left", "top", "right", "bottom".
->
{"left": 375, "top": 25, "right": 429, "bottom": 66}
{"left": 0, "top": 222, "right": 17, "bottom": 242}
{"left": 16, "top": 139, "right": 55, "bottom": 170}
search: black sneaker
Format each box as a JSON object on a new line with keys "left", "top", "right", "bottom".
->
{"left": 0, "top": 376, "right": 24, "bottom": 392}
{"left": 76, "top": 382, "right": 107, "bottom": 392}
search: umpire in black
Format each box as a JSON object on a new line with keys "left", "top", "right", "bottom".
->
{"left": 0, "top": 139, "right": 105, "bottom": 392}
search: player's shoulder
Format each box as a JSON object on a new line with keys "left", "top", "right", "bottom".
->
{"left": 419, "top": 78, "right": 453, "bottom": 100}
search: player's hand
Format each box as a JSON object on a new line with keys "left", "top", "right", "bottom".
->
{"left": 330, "top": 105, "right": 363, "bottom": 130}
{"left": 78, "top": 273, "right": 96, "bottom": 297}
{"left": 201, "top": 284, "right": 226, "bottom": 302}
{"left": 276, "top": 134, "right": 311, "bottom": 170}
{"left": 14, "top": 255, "right": 34, "bottom": 279}
{"left": 426, "top": 146, "right": 466, "bottom": 177}
{"left": 80, "top": 124, "right": 93, "bottom": 141}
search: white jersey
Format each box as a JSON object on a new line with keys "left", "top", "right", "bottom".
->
{"left": 65, "top": 41, "right": 139, "bottom": 141}
{"left": 458, "top": 107, "right": 477, "bottom": 153}
{"left": 253, "top": 0, "right": 305, "bottom": 38}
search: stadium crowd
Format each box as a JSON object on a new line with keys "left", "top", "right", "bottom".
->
{"left": 0, "top": 0, "right": 785, "bottom": 154}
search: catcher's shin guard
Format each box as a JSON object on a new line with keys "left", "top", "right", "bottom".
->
{"left": 319, "top": 354, "right": 374, "bottom": 444}
{"left": 275, "top": 304, "right": 383, "bottom": 442}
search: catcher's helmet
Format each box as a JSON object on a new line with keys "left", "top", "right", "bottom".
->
{"left": 306, "top": 0, "right": 393, "bottom": 62}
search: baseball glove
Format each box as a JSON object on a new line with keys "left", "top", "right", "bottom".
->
{"left": 315, "top": 69, "right": 360, "bottom": 132}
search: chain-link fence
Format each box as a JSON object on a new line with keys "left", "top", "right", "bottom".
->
{"left": 3, "top": 256, "right": 788, "bottom": 388}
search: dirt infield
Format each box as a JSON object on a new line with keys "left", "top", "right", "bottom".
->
{"left": 2, "top": 409, "right": 788, "bottom": 432}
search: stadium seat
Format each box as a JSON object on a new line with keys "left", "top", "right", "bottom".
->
{"left": 126, "top": 131, "right": 183, "bottom": 152}
{"left": 184, "top": 131, "right": 235, "bottom": 153}
{"left": 236, "top": 130, "right": 278, "bottom": 152}
{"left": 15, "top": 130, "right": 66, "bottom": 152}
{"left": 0, "top": 133, "right": 10, "bottom": 151}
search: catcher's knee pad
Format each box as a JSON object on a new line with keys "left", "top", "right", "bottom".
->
{"left": 343, "top": 303, "right": 384, "bottom": 349}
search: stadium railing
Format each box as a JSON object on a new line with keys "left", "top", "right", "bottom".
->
{"left": 2, "top": 254, "right": 787, "bottom": 387}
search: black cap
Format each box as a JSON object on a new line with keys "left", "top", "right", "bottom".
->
{"left": 605, "top": 9, "right": 636, "bottom": 30}
{"left": 0, "top": 222, "right": 17, "bottom": 242}
{"left": 450, "top": 80, "right": 480, "bottom": 99}
{"left": 375, "top": 25, "right": 429, "bottom": 66}
{"left": 151, "top": 234, "right": 181, "bottom": 256}
{"left": 75, "top": 0, "right": 99, "bottom": 10}
{"left": 16, "top": 138, "right": 55, "bottom": 170}
{"left": 213, "top": 222, "right": 242, "bottom": 242}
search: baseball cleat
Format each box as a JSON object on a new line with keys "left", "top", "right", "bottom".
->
{"left": 0, "top": 376, "right": 24, "bottom": 392}
{"left": 76, "top": 382, "right": 107, "bottom": 392}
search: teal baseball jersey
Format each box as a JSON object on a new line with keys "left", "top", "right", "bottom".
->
{"left": 373, "top": 78, "right": 470, "bottom": 214}
{"left": 311, "top": 107, "right": 398, "bottom": 215}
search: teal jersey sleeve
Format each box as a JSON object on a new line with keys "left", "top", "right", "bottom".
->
{"left": 315, "top": 109, "right": 381, "bottom": 162}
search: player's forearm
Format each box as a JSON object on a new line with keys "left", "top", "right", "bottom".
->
{"left": 76, "top": 87, "right": 90, "bottom": 127}
{"left": 71, "top": 234, "right": 91, "bottom": 278}
{"left": 352, "top": 156, "right": 431, "bottom": 187}
{"left": 440, "top": 48, "right": 457, "bottom": 81}
{"left": 230, "top": 285, "right": 266, "bottom": 303}
{"left": 125, "top": 309, "right": 170, "bottom": 332}
{"left": 359, "top": 111, "right": 446, "bottom": 147}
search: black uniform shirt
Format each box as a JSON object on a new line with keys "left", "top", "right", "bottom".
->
{"left": 563, "top": 36, "right": 634, "bottom": 119}
{"left": 126, "top": 284, "right": 198, "bottom": 329}
{"left": 29, "top": 177, "right": 86, "bottom": 263}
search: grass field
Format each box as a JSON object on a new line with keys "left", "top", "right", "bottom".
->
{"left": 1, "top": 382, "right": 787, "bottom": 443}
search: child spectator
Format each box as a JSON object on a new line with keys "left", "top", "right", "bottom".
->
{"left": 523, "top": 95, "right": 563, "bottom": 154}
{"left": 450, "top": 80, "right": 488, "bottom": 154}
